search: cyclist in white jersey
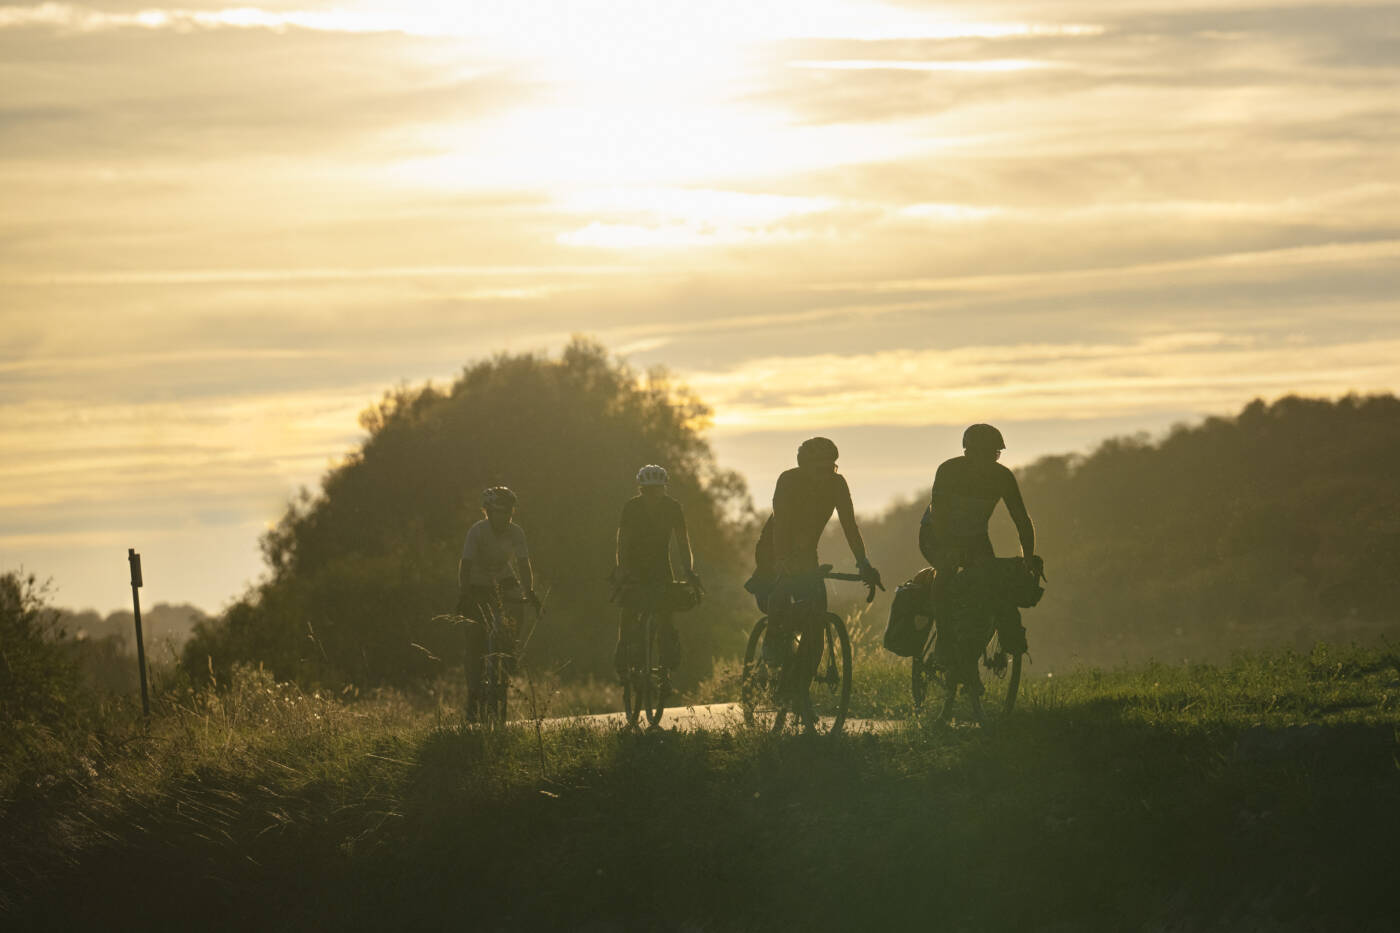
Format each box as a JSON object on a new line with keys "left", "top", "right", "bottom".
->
{"left": 457, "top": 486, "right": 539, "bottom": 715}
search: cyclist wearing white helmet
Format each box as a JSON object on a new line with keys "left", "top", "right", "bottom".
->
{"left": 613, "top": 464, "right": 700, "bottom": 677}
{"left": 457, "top": 486, "right": 539, "bottom": 717}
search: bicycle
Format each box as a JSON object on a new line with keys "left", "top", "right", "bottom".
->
{"left": 615, "top": 578, "right": 702, "bottom": 730}
{"left": 463, "top": 594, "right": 538, "bottom": 726}
{"left": 911, "top": 557, "right": 1035, "bottom": 722}
{"left": 739, "top": 566, "right": 875, "bottom": 736}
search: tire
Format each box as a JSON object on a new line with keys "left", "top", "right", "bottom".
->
{"left": 799, "top": 613, "right": 852, "bottom": 735}
{"left": 643, "top": 613, "right": 669, "bottom": 728}
{"left": 911, "top": 625, "right": 941, "bottom": 710}
{"left": 623, "top": 613, "right": 667, "bottom": 729}
{"left": 622, "top": 678, "right": 641, "bottom": 729}
{"left": 1002, "top": 650, "right": 1023, "bottom": 715}
{"left": 739, "top": 617, "right": 780, "bottom": 730}
{"left": 484, "top": 608, "right": 509, "bottom": 725}
{"left": 978, "top": 627, "right": 1023, "bottom": 717}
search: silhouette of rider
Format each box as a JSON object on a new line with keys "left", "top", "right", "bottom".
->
{"left": 613, "top": 464, "right": 701, "bottom": 678}
{"left": 765, "top": 437, "right": 883, "bottom": 659}
{"left": 457, "top": 486, "right": 539, "bottom": 715}
{"left": 921, "top": 424, "right": 1037, "bottom": 612}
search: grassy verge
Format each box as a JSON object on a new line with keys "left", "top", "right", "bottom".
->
{"left": 4, "top": 645, "right": 1399, "bottom": 931}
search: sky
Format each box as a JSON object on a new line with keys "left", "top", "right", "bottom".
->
{"left": 2, "top": 0, "right": 1398, "bottom": 613}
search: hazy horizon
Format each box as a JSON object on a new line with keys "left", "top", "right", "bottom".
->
{"left": 3, "top": 0, "right": 1398, "bottom": 613}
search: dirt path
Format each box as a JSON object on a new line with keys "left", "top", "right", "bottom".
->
{"left": 535, "top": 702, "right": 901, "bottom": 733}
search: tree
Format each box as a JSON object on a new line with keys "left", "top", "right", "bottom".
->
{"left": 184, "top": 339, "right": 754, "bottom": 689}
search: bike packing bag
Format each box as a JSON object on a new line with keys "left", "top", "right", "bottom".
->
{"left": 1001, "top": 558, "right": 1045, "bottom": 608}
{"left": 884, "top": 576, "right": 936, "bottom": 657}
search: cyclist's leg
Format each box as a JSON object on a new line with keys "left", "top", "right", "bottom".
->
{"left": 615, "top": 608, "right": 642, "bottom": 680}
{"left": 657, "top": 611, "right": 680, "bottom": 672}
{"left": 762, "top": 582, "right": 797, "bottom": 664}
{"left": 790, "top": 575, "right": 828, "bottom": 688}
{"left": 496, "top": 579, "right": 522, "bottom": 675}
{"left": 461, "top": 585, "right": 496, "bottom": 716}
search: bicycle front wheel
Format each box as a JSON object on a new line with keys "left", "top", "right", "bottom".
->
{"left": 739, "top": 617, "right": 784, "bottom": 731}
{"left": 798, "top": 612, "right": 852, "bottom": 735}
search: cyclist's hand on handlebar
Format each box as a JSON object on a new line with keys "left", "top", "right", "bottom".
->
{"left": 685, "top": 569, "right": 705, "bottom": 597}
{"left": 857, "top": 560, "right": 885, "bottom": 591}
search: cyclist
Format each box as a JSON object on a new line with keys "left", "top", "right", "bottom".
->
{"left": 920, "top": 423, "right": 1037, "bottom": 594}
{"left": 764, "top": 437, "right": 883, "bottom": 661}
{"left": 920, "top": 425, "right": 1040, "bottom": 717}
{"left": 613, "top": 464, "right": 701, "bottom": 683}
{"left": 457, "top": 485, "right": 540, "bottom": 718}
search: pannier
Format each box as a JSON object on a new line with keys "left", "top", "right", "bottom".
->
{"left": 884, "top": 570, "right": 936, "bottom": 657}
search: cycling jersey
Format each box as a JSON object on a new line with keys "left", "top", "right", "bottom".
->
{"left": 771, "top": 467, "right": 853, "bottom": 573}
{"left": 460, "top": 519, "right": 529, "bottom": 586}
{"left": 922, "top": 455, "right": 1034, "bottom": 562}
{"left": 617, "top": 493, "right": 684, "bottom": 583}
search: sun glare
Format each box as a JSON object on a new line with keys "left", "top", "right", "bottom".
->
{"left": 363, "top": 0, "right": 1088, "bottom": 247}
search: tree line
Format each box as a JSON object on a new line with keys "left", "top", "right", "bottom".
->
{"left": 851, "top": 393, "right": 1400, "bottom": 669}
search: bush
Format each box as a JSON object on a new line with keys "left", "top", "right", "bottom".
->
{"left": 0, "top": 572, "right": 83, "bottom": 739}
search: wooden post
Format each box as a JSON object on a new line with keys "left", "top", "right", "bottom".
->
{"left": 128, "top": 548, "right": 150, "bottom": 718}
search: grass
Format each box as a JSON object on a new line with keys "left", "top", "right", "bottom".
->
{"left": 4, "top": 641, "right": 1400, "bottom": 931}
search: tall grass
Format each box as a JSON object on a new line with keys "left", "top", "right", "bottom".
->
{"left": 5, "top": 643, "right": 1399, "bottom": 930}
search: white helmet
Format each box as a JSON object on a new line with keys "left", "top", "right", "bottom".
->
{"left": 636, "top": 464, "right": 669, "bottom": 486}
{"left": 481, "top": 486, "right": 518, "bottom": 510}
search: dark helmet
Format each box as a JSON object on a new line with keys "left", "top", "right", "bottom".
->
{"left": 962, "top": 424, "right": 1006, "bottom": 451}
{"left": 797, "top": 436, "right": 839, "bottom": 465}
{"left": 481, "top": 486, "right": 518, "bottom": 510}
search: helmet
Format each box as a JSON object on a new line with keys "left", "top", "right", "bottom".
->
{"left": 481, "top": 486, "right": 518, "bottom": 510}
{"left": 962, "top": 424, "right": 1006, "bottom": 451}
{"left": 796, "top": 436, "right": 839, "bottom": 465}
{"left": 636, "top": 464, "right": 669, "bottom": 486}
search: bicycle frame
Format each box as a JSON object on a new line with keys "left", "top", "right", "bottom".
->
{"left": 741, "top": 568, "right": 870, "bottom": 736}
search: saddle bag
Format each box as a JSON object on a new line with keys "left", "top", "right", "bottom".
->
{"left": 884, "top": 573, "right": 936, "bottom": 657}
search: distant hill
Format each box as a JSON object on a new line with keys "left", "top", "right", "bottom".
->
{"left": 839, "top": 394, "right": 1400, "bottom": 670}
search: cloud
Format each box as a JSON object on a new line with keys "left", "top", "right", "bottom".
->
{"left": 680, "top": 332, "right": 1400, "bottom": 432}
{"left": 0, "top": 24, "right": 534, "bottom": 162}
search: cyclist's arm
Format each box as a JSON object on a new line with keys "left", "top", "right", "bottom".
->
{"left": 673, "top": 505, "right": 695, "bottom": 577}
{"left": 615, "top": 523, "right": 633, "bottom": 578}
{"left": 927, "top": 462, "right": 953, "bottom": 537}
{"left": 458, "top": 528, "right": 476, "bottom": 596}
{"left": 771, "top": 474, "right": 796, "bottom": 572}
{"left": 511, "top": 526, "right": 536, "bottom": 595}
{"left": 1002, "top": 470, "right": 1036, "bottom": 557}
{"left": 834, "top": 488, "right": 870, "bottom": 566}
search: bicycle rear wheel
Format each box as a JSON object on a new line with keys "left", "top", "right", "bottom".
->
{"left": 643, "top": 614, "right": 669, "bottom": 728}
{"left": 622, "top": 614, "right": 661, "bottom": 729}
